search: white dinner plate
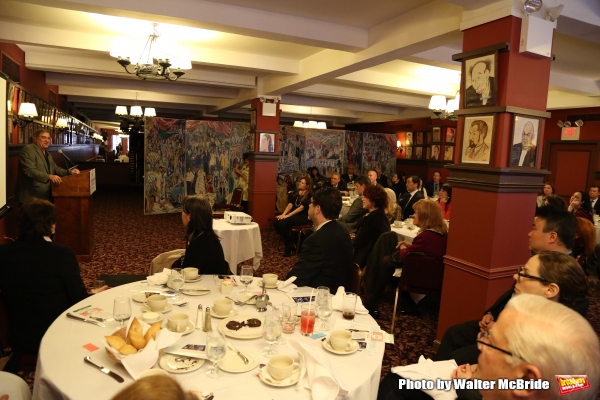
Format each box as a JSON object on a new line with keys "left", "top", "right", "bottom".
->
{"left": 218, "top": 314, "right": 264, "bottom": 339}
{"left": 142, "top": 303, "right": 173, "bottom": 313}
{"left": 256, "top": 279, "right": 279, "bottom": 289}
{"left": 184, "top": 276, "right": 202, "bottom": 283}
{"left": 166, "top": 321, "right": 195, "bottom": 335}
{"left": 210, "top": 307, "right": 239, "bottom": 319}
{"left": 258, "top": 366, "right": 300, "bottom": 387}
{"left": 159, "top": 354, "right": 205, "bottom": 374}
{"left": 217, "top": 351, "right": 258, "bottom": 373}
{"left": 180, "top": 286, "right": 211, "bottom": 296}
{"left": 322, "top": 338, "right": 359, "bottom": 355}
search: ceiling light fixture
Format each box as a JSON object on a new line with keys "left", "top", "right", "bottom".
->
{"left": 115, "top": 93, "right": 152, "bottom": 134}
{"left": 523, "top": 0, "right": 543, "bottom": 15}
{"left": 293, "top": 120, "right": 327, "bottom": 129}
{"left": 110, "top": 23, "right": 191, "bottom": 81}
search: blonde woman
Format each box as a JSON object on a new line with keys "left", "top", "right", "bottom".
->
{"left": 384, "top": 188, "right": 400, "bottom": 223}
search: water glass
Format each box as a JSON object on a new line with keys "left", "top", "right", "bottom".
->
{"left": 206, "top": 329, "right": 226, "bottom": 378}
{"left": 282, "top": 302, "right": 298, "bottom": 334}
{"left": 113, "top": 297, "right": 131, "bottom": 327}
{"left": 300, "top": 304, "right": 316, "bottom": 336}
{"left": 262, "top": 314, "right": 282, "bottom": 357}
{"left": 170, "top": 268, "right": 184, "bottom": 301}
{"left": 93, "top": 279, "right": 105, "bottom": 291}
{"left": 316, "top": 294, "right": 332, "bottom": 331}
{"left": 240, "top": 265, "right": 253, "bottom": 293}
{"left": 342, "top": 292, "right": 357, "bottom": 321}
{"left": 274, "top": 304, "right": 291, "bottom": 344}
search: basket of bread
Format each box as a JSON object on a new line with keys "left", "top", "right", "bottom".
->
{"left": 104, "top": 317, "right": 162, "bottom": 361}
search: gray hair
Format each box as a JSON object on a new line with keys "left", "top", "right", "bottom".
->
{"left": 503, "top": 294, "right": 600, "bottom": 399}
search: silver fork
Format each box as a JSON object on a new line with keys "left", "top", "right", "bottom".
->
{"left": 175, "top": 302, "right": 189, "bottom": 307}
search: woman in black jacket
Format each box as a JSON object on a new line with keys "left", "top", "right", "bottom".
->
{"left": 352, "top": 184, "right": 391, "bottom": 267}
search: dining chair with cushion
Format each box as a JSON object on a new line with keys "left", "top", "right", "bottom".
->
{"left": 0, "top": 371, "right": 32, "bottom": 400}
{"left": 391, "top": 252, "right": 445, "bottom": 332}
{"left": 213, "top": 188, "right": 243, "bottom": 219}
{"left": 291, "top": 224, "right": 313, "bottom": 255}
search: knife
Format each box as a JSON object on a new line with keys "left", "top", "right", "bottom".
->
{"left": 67, "top": 313, "right": 106, "bottom": 327}
{"left": 84, "top": 356, "right": 124, "bottom": 383}
{"left": 182, "top": 288, "right": 210, "bottom": 292}
{"left": 227, "top": 342, "right": 249, "bottom": 364}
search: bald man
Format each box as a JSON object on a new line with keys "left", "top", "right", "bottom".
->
{"left": 510, "top": 121, "right": 537, "bottom": 167}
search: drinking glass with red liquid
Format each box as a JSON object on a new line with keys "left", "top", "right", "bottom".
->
{"left": 300, "top": 303, "right": 316, "bottom": 336}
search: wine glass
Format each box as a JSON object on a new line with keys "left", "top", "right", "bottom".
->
{"left": 316, "top": 294, "right": 333, "bottom": 331}
{"left": 262, "top": 314, "right": 282, "bottom": 357}
{"left": 170, "top": 268, "right": 185, "bottom": 301}
{"left": 273, "top": 304, "right": 290, "bottom": 345}
{"left": 113, "top": 297, "right": 131, "bottom": 327}
{"left": 240, "top": 265, "right": 253, "bottom": 294}
{"left": 205, "top": 329, "right": 226, "bottom": 378}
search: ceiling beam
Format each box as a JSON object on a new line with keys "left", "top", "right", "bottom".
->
{"left": 295, "top": 84, "right": 431, "bottom": 108}
{"left": 281, "top": 94, "right": 400, "bottom": 115}
{"left": 59, "top": 86, "right": 219, "bottom": 106}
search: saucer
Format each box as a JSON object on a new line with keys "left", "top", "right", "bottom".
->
{"left": 142, "top": 303, "right": 173, "bottom": 313}
{"left": 132, "top": 291, "right": 162, "bottom": 303}
{"left": 322, "top": 339, "right": 359, "bottom": 355}
{"left": 236, "top": 292, "right": 257, "bottom": 305}
{"left": 184, "top": 276, "right": 202, "bottom": 283}
{"left": 210, "top": 307, "right": 238, "bottom": 319}
{"left": 139, "top": 311, "right": 164, "bottom": 324}
{"left": 167, "top": 321, "right": 195, "bottom": 335}
{"left": 258, "top": 366, "right": 300, "bottom": 387}
{"left": 180, "top": 286, "right": 211, "bottom": 296}
{"left": 257, "top": 279, "right": 279, "bottom": 289}
{"left": 217, "top": 351, "right": 258, "bottom": 373}
{"left": 159, "top": 353, "right": 205, "bottom": 374}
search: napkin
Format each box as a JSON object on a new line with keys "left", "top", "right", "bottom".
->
{"left": 332, "top": 287, "right": 368, "bottom": 314}
{"left": 288, "top": 338, "right": 348, "bottom": 400}
{"left": 146, "top": 268, "right": 172, "bottom": 286}
{"left": 277, "top": 276, "right": 298, "bottom": 293}
{"left": 391, "top": 356, "right": 458, "bottom": 400}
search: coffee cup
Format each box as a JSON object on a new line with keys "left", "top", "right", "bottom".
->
{"left": 213, "top": 298, "right": 233, "bottom": 316}
{"left": 167, "top": 313, "right": 189, "bottom": 332}
{"left": 137, "top": 369, "right": 168, "bottom": 380}
{"left": 146, "top": 295, "right": 167, "bottom": 311}
{"left": 183, "top": 268, "right": 198, "bottom": 280}
{"left": 267, "top": 355, "right": 300, "bottom": 381}
{"left": 330, "top": 330, "right": 353, "bottom": 352}
{"left": 393, "top": 220, "right": 401, "bottom": 227}
{"left": 263, "top": 273, "right": 278, "bottom": 287}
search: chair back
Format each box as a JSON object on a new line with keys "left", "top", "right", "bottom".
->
{"left": 350, "top": 263, "right": 363, "bottom": 294}
{"left": 0, "top": 371, "right": 32, "bottom": 400}
{"left": 229, "top": 188, "right": 243, "bottom": 207}
{"left": 399, "top": 252, "right": 445, "bottom": 295}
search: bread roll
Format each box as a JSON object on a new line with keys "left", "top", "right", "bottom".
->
{"left": 129, "top": 317, "right": 143, "bottom": 334}
{"left": 118, "top": 344, "right": 138, "bottom": 355}
{"left": 105, "top": 335, "right": 126, "bottom": 350}
{"left": 144, "top": 321, "right": 162, "bottom": 343}
{"left": 129, "top": 330, "right": 146, "bottom": 350}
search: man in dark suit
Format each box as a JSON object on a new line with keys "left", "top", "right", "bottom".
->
{"left": 339, "top": 176, "right": 369, "bottom": 233}
{"left": 424, "top": 171, "right": 443, "bottom": 198}
{"left": 375, "top": 167, "right": 388, "bottom": 188}
{"left": 286, "top": 187, "right": 354, "bottom": 293}
{"left": 397, "top": 176, "right": 424, "bottom": 220}
{"left": 341, "top": 165, "right": 357, "bottom": 183}
{"left": 589, "top": 186, "right": 600, "bottom": 215}
{"left": 509, "top": 121, "right": 537, "bottom": 167}
{"left": 325, "top": 172, "right": 348, "bottom": 195}
{"left": 16, "top": 129, "right": 80, "bottom": 203}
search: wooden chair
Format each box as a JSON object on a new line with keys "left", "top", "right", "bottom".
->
{"left": 351, "top": 263, "right": 366, "bottom": 295}
{"left": 291, "top": 224, "right": 313, "bottom": 254}
{"left": 391, "top": 252, "right": 445, "bottom": 332}
{"left": 213, "top": 188, "right": 243, "bottom": 218}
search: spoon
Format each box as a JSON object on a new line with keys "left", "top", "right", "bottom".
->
{"left": 175, "top": 302, "right": 189, "bottom": 307}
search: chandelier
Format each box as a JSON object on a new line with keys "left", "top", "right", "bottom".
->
{"left": 110, "top": 23, "right": 191, "bottom": 81}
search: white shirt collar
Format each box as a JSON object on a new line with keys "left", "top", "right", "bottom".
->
{"left": 314, "top": 220, "right": 332, "bottom": 231}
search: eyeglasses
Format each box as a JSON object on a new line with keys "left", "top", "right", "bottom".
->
{"left": 517, "top": 266, "right": 550, "bottom": 283}
{"left": 477, "top": 331, "right": 525, "bottom": 361}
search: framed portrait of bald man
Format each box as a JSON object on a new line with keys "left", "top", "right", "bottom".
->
{"left": 461, "top": 115, "right": 495, "bottom": 165}
{"left": 510, "top": 115, "right": 540, "bottom": 168}
{"left": 463, "top": 51, "right": 498, "bottom": 109}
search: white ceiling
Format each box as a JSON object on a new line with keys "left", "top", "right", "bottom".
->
{"left": 0, "top": 0, "right": 598, "bottom": 130}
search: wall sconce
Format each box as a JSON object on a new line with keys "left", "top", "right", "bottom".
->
{"left": 55, "top": 117, "right": 69, "bottom": 133}
{"left": 396, "top": 140, "right": 403, "bottom": 154}
{"left": 13, "top": 102, "right": 38, "bottom": 128}
{"left": 428, "top": 95, "right": 447, "bottom": 118}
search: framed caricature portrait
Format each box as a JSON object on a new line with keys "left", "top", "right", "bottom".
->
{"left": 426, "top": 147, "right": 431, "bottom": 159}
{"left": 416, "top": 132, "right": 423, "bottom": 145}
{"left": 446, "top": 127, "right": 456, "bottom": 143}
{"left": 249, "top": 108, "right": 257, "bottom": 132}
{"left": 510, "top": 115, "right": 540, "bottom": 168}
{"left": 463, "top": 51, "right": 498, "bottom": 109}
{"left": 432, "top": 127, "right": 441, "bottom": 143}
{"left": 427, "top": 131, "right": 432, "bottom": 144}
{"left": 406, "top": 132, "right": 413, "bottom": 145}
{"left": 430, "top": 145, "right": 441, "bottom": 160}
{"left": 405, "top": 146, "right": 412, "bottom": 159}
{"left": 461, "top": 115, "right": 495, "bottom": 165}
{"left": 444, "top": 146, "right": 454, "bottom": 161}
{"left": 415, "top": 147, "right": 423, "bottom": 159}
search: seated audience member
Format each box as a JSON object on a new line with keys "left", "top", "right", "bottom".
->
{"left": 0, "top": 199, "right": 107, "bottom": 373}
{"left": 375, "top": 167, "right": 389, "bottom": 188}
{"left": 341, "top": 164, "right": 357, "bottom": 183}
{"left": 573, "top": 217, "right": 596, "bottom": 265}
{"left": 398, "top": 176, "right": 424, "bottom": 220}
{"left": 378, "top": 294, "right": 600, "bottom": 400}
{"left": 436, "top": 251, "right": 588, "bottom": 366}
{"left": 390, "top": 173, "right": 406, "bottom": 197}
{"left": 352, "top": 184, "right": 391, "bottom": 267}
{"left": 273, "top": 175, "right": 312, "bottom": 257}
{"left": 309, "top": 167, "right": 325, "bottom": 189}
{"left": 436, "top": 184, "right": 452, "bottom": 220}
{"left": 367, "top": 169, "right": 379, "bottom": 186}
{"left": 425, "top": 171, "right": 443, "bottom": 198}
{"left": 590, "top": 185, "right": 600, "bottom": 215}
{"left": 536, "top": 181, "right": 555, "bottom": 208}
{"left": 384, "top": 188, "right": 400, "bottom": 223}
{"left": 338, "top": 176, "right": 370, "bottom": 233}
{"left": 325, "top": 172, "right": 348, "bottom": 195}
{"left": 286, "top": 188, "right": 354, "bottom": 292}
{"left": 568, "top": 190, "right": 594, "bottom": 224}
{"left": 364, "top": 199, "right": 448, "bottom": 315}
{"left": 111, "top": 375, "right": 200, "bottom": 400}
{"left": 180, "top": 195, "right": 229, "bottom": 274}
{"left": 544, "top": 193, "right": 568, "bottom": 209}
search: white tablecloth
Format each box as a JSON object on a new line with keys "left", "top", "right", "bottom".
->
{"left": 213, "top": 220, "right": 262, "bottom": 274}
{"left": 390, "top": 224, "right": 418, "bottom": 244}
{"left": 33, "top": 278, "right": 384, "bottom": 400}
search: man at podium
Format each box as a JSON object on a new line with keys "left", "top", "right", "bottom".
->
{"left": 16, "top": 129, "right": 80, "bottom": 204}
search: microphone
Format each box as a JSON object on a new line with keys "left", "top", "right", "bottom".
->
{"left": 58, "top": 150, "right": 78, "bottom": 170}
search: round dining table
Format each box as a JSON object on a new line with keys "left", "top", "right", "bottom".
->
{"left": 33, "top": 277, "right": 384, "bottom": 400}
{"left": 212, "top": 220, "right": 263, "bottom": 274}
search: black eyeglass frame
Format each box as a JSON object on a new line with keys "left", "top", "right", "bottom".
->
{"left": 517, "top": 266, "right": 550, "bottom": 283}
{"left": 476, "top": 331, "right": 526, "bottom": 361}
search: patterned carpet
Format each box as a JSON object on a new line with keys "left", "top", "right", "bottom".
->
{"left": 7, "top": 185, "right": 600, "bottom": 393}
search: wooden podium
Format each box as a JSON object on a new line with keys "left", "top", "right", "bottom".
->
{"left": 52, "top": 169, "right": 96, "bottom": 262}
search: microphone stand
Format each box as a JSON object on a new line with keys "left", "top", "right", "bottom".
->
{"left": 58, "top": 150, "right": 79, "bottom": 171}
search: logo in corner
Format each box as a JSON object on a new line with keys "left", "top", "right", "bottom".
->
{"left": 556, "top": 375, "right": 590, "bottom": 395}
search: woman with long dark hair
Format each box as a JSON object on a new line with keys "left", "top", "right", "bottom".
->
{"left": 180, "top": 195, "right": 229, "bottom": 274}
{"left": 537, "top": 182, "right": 555, "bottom": 208}
{"left": 568, "top": 191, "right": 594, "bottom": 224}
{"left": 273, "top": 175, "right": 313, "bottom": 256}
{"left": 309, "top": 167, "right": 325, "bottom": 190}
{"left": 436, "top": 184, "right": 452, "bottom": 220}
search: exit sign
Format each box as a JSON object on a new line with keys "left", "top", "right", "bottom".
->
{"left": 561, "top": 126, "right": 580, "bottom": 140}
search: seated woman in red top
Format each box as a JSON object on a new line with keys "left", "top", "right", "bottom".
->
{"left": 436, "top": 184, "right": 452, "bottom": 220}
{"left": 568, "top": 191, "right": 594, "bottom": 224}
{"left": 573, "top": 217, "right": 596, "bottom": 266}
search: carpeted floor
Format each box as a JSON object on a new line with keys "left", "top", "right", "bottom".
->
{"left": 7, "top": 185, "right": 600, "bottom": 394}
